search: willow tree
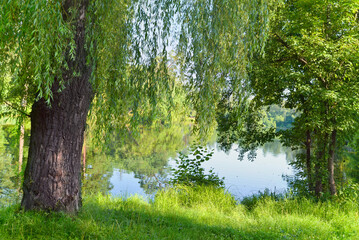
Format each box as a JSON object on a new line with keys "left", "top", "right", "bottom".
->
{"left": 0, "top": 0, "right": 272, "bottom": 212}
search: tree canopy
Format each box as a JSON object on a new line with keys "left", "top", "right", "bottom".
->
{"left": 249, "top": 0, "right": 359, "bottom": 196}
{"left": 0, "top": 0, "right": 273, "bottom": 135}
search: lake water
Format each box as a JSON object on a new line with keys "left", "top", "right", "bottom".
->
{"left": 83, "top": 140, "right": 295, "bottom": 201}
{"left": 0, "top": 123, "right": 295, "bottom": 205}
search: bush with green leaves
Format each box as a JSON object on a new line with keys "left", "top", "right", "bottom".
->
{"left": 170, "top": 146, "right": 224, "bottom": 188}
{"left": 241, "top": 188, "right": 286, "bottom": 211}
{"left": 337, "top": 181, "right": 359, "bottom": 204}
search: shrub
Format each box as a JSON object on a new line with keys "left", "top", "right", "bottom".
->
{"left": 241, "top": 188, "right": 286, "bottom": 211}
{"left": 170, "top": 145, "right": 224, "bottom": 188}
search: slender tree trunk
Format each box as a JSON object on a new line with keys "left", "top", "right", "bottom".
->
{"left": 314, "top": 133, "right": 327, "bottom": 198}
{"left": 305, "top": 130, "right": 313, "bottom": 192}
{"left": 314, "top": 152, "right": 323, "bottom": 197}
{"left": 82, "top": 135, "right": 86, "bottom": 173}
{"left": 18, "top": 124, "right": 25, "bottom": 173}
{"left": 328, "top": 130, "right": 337, "bottom": 195}
{"left": 21, "top": 0, "right": 92, "bottom": 212}
{"left": 18, "top": 86, "right": 27, "bottom": 173}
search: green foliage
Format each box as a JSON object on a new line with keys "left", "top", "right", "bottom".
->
{"left": 241, "top": 188, "right": 286, "bottom": 211}
{"left": 262, "top": 104, "right": 297, "bottom": 131}
{"left": 216, "top": 100, "right": 276, "bottom": 160}
{"left": 251, "top": 0, "right": 359, "bottom": 134}
{"left": 248, "top": 0, "right": 359, "bottom": 196}
{"left": 216, "top": 102, "right": 295, "bottom": 161}
{"left": 344, "top": 132, "right": 359, "bottom": 183}
{"left": 337, "top": 181, "right": 359, "bottom": 204}
{"left": 154, "top": 185, "right": 236, "bottom": 213}
{"left": 0, "top": 125, "right": 22, "bottom": 207}
{"left": 177, "top": 0, "right": 275, "bottom": 137}
{"left": 0, "top": 0, "right": 275, "bottom": 142}
{"left": 170, "top": 146, "right": 224, "bottom": 188}
{"left": 0, "top": 1, "right": 74, "bottom": 104}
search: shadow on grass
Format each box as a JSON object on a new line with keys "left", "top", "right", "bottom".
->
{"left": 78, "top": 198, "right": 282, "bottom": 240}
{"left": 0, "top": 200, "right": 281, "bottom": 240}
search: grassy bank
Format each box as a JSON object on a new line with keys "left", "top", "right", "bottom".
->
{"left": 0, "top": 186, "right": 358, "bottom": 239}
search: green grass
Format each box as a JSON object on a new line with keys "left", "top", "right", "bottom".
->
{"left": 0, "top": 185, "right": 358, "bottom": 239}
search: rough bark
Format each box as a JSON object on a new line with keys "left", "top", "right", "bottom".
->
{"left": 328, "top": 130, "right": 337, "bottom": 195}
{"left": 21, "top": 0, "right": 92, "bottom": 212}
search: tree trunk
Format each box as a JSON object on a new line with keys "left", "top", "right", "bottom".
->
{"left": 19, "top": 86, "right": 27, "bottom": 173}
{"left": 18, "top": 124, "right": 24, "bottom": 173}
{"left": 21, "top": 0, "right": 92, "bottom": 212}
{"left": 314, "top": 152, "right": 323, "bottom": 197}
{"left": 314, "top": 134, "right": 327, "bottom": 198}
{"left": 328, "top": 130, "right": 337, "bottom": 195}
{"left": 82, "top": 135, "right": 86, "bottom": 173}
{"left": 305, "top": 130, "right": 313, "bottom": 192}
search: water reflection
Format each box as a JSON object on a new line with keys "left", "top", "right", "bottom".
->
{"left": 0, "top": 146, "right": 18, "bottom": 205}
{"left": 83, "top": 123, "right": 192, "bottom": 197}
{"left": 0, "top": 122, "right": 297, "bottom": 204}
{"left": 262, "top": 140, "right": 296, "bottom": 163}
{"left": 84, "top": 131, "right": 296, "bottom": 200}
{"left": 200, "top": 142, "right": 294, "bottom": 199}
{"left": 82, "top": 150, "right": 115, "bottom": 195}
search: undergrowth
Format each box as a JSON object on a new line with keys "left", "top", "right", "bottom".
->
{"left": 0, "top": 186, "right": 358, "bottom": 239}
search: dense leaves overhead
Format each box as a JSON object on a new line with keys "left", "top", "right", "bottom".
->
{"left": 251, "top": 0, "right": 359, "bottom": 134}
{"left": 0, "top": 1, "right": 75, "bottom": 103}
{"left": 177, "top": 0, "right": 273, "bottom": 135}
{"left": 0, "top": 0, "right": 274, "bottom": 136}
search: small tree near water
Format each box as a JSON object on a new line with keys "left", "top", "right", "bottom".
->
{"left": 171, "top": 146, "right": 224, "bottom": 188}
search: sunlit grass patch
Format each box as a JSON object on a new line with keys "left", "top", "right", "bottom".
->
{"left": 0, "top": 187, "right": 358, "bottom": 239}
